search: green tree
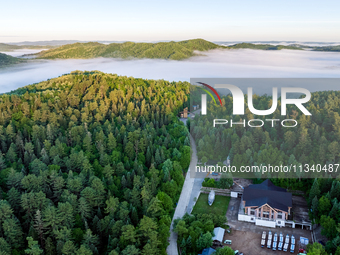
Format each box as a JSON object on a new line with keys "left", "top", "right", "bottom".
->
{"left": 309, "top": 179, "right": 320, "bottom": 205}
{"left": 214, "top": 246, "right": 235, "bottom": 255}
{"left": 25, "top": 237, "right": 43, "bottom": 255}
{"left": 196, "top": 232, "right": 213, "bottom": 251}
{"left": 320, "top": 215, "right": 337, "bottom": 239}
{"left": 61, "top": 240, "right": 76, "bottom": 255}
{"left": 122, "top": 245, "right": 140, "bottom": 255}
{"left": 318, "top": 196, "right": 331, "bottom": 218}
{"left": 306, "top": 242, "right": 327, "bottom": 255}
{"left": 2, "top": 216, "right": 24, "bottom": 249}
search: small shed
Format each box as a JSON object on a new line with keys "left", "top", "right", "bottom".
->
{"left": 212, "top": 227, "right": 225, "bottom": 243}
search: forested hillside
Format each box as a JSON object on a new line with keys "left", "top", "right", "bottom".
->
{"left": 37, "top": 39, "right": 221, "bottom": 60}
{"left": 313, "top": 45, "right": 340, "bottom": 52}
{"left": 0, "top": 71, "right": 191, "bottom": 254}
{"left": 0, "top": 43, "right": 53, "bottom": 51}
{"left": 0, "top": 53, "right": 23, "bottom": 67}
{"left": 227, "top": 43, "right": 302, "bottom": 50}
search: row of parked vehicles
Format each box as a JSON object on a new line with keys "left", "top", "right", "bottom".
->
{"left": 261, "top": 231, "right": 295, "bottom": 253}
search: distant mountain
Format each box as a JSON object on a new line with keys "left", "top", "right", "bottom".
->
{"left": 226, "top": 43, "right": 303, "bottom": 50}
{"left": 37, "top": 39, "right": 222, "bottom": 60}
{"left": 313, "top": 45, "right": 340, "bottom": 52}
{"left": 0, "top": 53, "right": 23, "bottom": 67}
{"left": 7, "top": 40, "right": 128, "bottom": 46}
{"left": 0, "top": 43, "right": 55, "bottom": 51}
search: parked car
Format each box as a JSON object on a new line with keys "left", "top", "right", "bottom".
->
{"left": 224, "top": 240, "right": 232, "bottom": 244}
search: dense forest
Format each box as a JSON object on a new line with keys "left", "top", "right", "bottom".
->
{"left": 36, "top": 39, "right": 221, "bottom": 60}
{"left": 0, "top": 53, "right": 23, "bottom": 67}
{"left": 0, "top": 71, "right": 191, "bottom": 254}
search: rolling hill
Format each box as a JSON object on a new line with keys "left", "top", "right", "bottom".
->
{"left": 227, "top": 42, "right": 303, "bottom": 50}
{"left": 0, "top": 43, "right": 54, "bottom": 51}
{"left": 0, "top": 53, "right": 23, "bottom": 67}
{"left": 36, "top": 39, "right": 222, "bottom": 60}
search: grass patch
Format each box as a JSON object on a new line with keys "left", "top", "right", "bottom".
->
{"left": 192, "top": 193, "right": 230, "bottom": 216}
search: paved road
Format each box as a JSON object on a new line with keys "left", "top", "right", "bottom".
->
{"left": 166, "top": 111, "right": 204, "bottom": 255}
{"left": 167, "top": 134, "right": 198, "bottom": 255}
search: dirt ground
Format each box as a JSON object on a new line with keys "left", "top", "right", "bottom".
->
{"left": 223, "top": 230, "right": 300, "bottom": 255}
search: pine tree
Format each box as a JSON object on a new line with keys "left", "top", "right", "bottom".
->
{"left": 6, "top": 144, "right": 17, "bottom": 163}
{"left": 34, "top": 210, "right": 46, "bottom": 248}
{"left": 0, "top": 152, "right": 6, "bottom": 170}
{"left": 3, "top": 216, "right": 24, "bottom": 249}
{"left": 122, "top": 245, "right": 140, "bottom": 255}
{"left": 309, "top": 179, "right": 320, "bottom": 205}
{"left": 7, "top": 187, "right": 21, "bottom": 212}
{"left": 107, "top": 133, "right": 117, "bottom": 153}
{"left": 330, "top": 181, "right": 340, "bottom": 201}
{"left": 76, "top": 245, "right": 93, "bottom": 255}
{"left": 25, "top": 237, "right": 43, "bottom": 255}
{"left": 311, "top": 196, "right": 319, "bottom": 220}
{"left": 0, "top": 237, "right": 11, "bottom": 254}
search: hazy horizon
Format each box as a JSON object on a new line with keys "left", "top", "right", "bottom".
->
{"left": 1, "top": 0, "right": 340, "bottom": 43}
{"left": 2, "top": 39, "right": 340, "bottom": 47}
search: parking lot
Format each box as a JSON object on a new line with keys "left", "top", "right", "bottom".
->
{"left": 223, "top": 229, "right": 300, "bottom": 255}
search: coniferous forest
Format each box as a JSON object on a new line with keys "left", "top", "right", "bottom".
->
{"left": 0, "top": 71, "right": 191, "bottom": 254}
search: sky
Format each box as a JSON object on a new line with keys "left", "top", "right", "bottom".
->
{"left": 1, "top": 0, "right": 340, "bottom": 43}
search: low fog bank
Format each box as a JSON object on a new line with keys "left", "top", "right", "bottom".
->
{"left": 0, "top": 49, "right": 46, "bottom": 58}
{"left": 0, "top": 49, "right": 340, "bottom": 94}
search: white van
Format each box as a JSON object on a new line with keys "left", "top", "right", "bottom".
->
{"left": 283, "top": 243, "right": 289, "bottom": 252}
{"left": 272, "top": 241, "right": 277, "bottom": 251}
{"left": 267, "top": 239, "right": 271, "bottom": 249}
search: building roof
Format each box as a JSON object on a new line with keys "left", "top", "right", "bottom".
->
{"left": 199, "top": 248, "right": 216, "bottom": 255}
{"left": 212, "top": 227, "right": 225, "bottom": 242}
{"left": 243, "top": 179, "right": 292, "bottom": 212}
